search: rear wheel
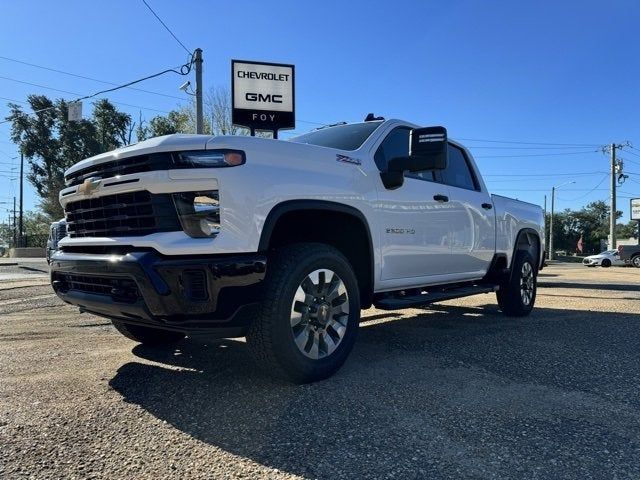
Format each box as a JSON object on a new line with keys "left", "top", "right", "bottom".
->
{"left": 111, "top": 321, "right": 185, "bottom": 346}
{"left": 601, "top": 259, "right": 611, "bottom": 268}
{"left": 632, "top": 255, "right": 640, "bottom": 268}
{"left": 247, "top": 243, "right": 360, "bottom": 384}
{"left": 497, "top": 251, "right": 537, "bottom": 317}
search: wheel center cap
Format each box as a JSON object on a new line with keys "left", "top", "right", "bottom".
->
{"left": 317, "top": 303, "right": 331, "bottom": 325}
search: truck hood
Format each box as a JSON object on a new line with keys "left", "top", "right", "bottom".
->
{"left": 66, "top": 133, "right": 364, "bottom": 176}
{"left": 65, "top": 134, "right": 215, "bottom": 176}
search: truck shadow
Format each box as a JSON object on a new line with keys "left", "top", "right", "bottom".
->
{"left": 109, "top": 303, "right": 640, "bottom": 479}
{"left": 538, "top": 281, "right": 639, "bottom": 292}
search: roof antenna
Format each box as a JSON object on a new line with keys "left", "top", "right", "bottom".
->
{"left": 364, "top": 113, "right": 385, "bottom": 122}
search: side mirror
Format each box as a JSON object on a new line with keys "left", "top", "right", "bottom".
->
{"left": 380, "top": 126, "right": 448, "bottom": 190}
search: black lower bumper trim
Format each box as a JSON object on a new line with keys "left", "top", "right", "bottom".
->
{"left": 50, "top": 250, "right": 266, "bottom": 333}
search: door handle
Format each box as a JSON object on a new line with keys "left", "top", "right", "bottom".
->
{"left": 433, "top": 194, "right": 449, "bottom": 202}
{"left": 482, "top": 203, "right": 493, "bottom": 210}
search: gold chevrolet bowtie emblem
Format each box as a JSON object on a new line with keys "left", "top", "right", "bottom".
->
{"left": 77, "top": 177, "right": 101, "bottom": 195}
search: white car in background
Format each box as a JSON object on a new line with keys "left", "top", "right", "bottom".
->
{"left": 582, "top": 250, "right": 625, "bottom": 268}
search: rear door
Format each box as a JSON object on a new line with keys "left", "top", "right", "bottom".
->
{"left": 437, "top": 144, "right": 495, "bottom": 277}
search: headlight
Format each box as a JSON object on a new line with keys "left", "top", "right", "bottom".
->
{"left": 174, "top": 150, "right": 245, "bottom": 168}
{"left": 172, "top": 191, "right": 220, "bottom": 238}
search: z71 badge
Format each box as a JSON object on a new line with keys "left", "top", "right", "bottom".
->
{"left": 336, "top": 154, "right": 361, "bottom": 165}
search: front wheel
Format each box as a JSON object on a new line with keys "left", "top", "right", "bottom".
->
{"left": 601, "top": 259, "right": 611, "bottom": 268}
{"left": 497, "top": 251, "right": 537, "bottom": 317}
{"left": 247, "top": 243, "right": 360, "bottom": 384}
{"left": 111, "top": 321, "right": 185, "bottom": 346}
{"left": 631, "top": 255, "right": 640, "bottom": 268}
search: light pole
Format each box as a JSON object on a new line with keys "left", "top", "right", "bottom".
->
{"left": 549, "top": 180, "right": 576, "bottom": 260}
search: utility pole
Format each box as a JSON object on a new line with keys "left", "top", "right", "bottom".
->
{"left": 19, "top": 152, "right": 23, "bottom": 248}
{"left": 13, "top": 196, "right": 16, "bottom": 247}
{"left": 549, "top": 187, "right": 555, "bottom": 260}
{"left": 610, "top": 143, "right": 617, "bottom": 250}
{"left": 194, "top": 48, "right": 204, "bottom": 134}
{"left": 543, "top": 195, "right": 547, "bottom": 255}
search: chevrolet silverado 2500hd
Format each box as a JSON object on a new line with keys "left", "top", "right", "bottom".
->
{"left": 51, "top": 118, "right": 545, "bottom": 383}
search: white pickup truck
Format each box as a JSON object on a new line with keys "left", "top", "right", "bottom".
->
{"left": 51, "top": 117, "right": 544, "bottom": 383}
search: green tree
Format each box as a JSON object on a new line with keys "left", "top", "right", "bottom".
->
{"left": 572, "top": 201, "right": 624, "bottom": 253}
{"left": 136, "top": 108, "right": 191, "bottom": 140}
{"left": 136, "top": 87, "right": 256, "bottom": 140}
{"left": 0, "top": 210, "right": 52, "bottom": 249}
{"left": 617, "top": 221, "right": 639, "bottom": 240}
{"left": 7, "top": 96, "right": 132, "bottom": 219}
{"left": 93, "top": 99, "right": 133, "bottom": 150}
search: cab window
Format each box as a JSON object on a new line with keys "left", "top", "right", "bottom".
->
{"left": 439, "top": 145, "right": 478, "bottom": 190}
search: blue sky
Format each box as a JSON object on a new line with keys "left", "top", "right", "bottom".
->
{"left": 1, "top": 0, "right": 639, "bottom": 220}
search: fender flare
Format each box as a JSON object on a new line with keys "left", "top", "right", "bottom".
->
{"left": 258, "top": 199, "right": 375, "bottom": 304}
{"left": 511, "top": 228, "right": 542, "bottom": 273}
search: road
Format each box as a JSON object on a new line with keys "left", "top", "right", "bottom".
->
{"left": 1, "top": 260, "right": 639, "bottom": 479}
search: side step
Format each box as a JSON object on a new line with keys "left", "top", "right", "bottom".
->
{"left": 374, "top": 285, "right": 498, "bottom": 310}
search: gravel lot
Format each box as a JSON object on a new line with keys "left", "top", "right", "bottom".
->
{"left": 1, "top": 260, "right": 639, "bottom": 479}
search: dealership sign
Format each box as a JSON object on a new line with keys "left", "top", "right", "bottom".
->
{"left": 631, "top": 198, "right": 640, "bottom": 221}
{"left": 232, "top": 60, "right": 295, "bottom": 136}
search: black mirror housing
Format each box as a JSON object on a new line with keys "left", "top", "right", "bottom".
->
{"left": 409, "top": 126, "right": 448, "bottom": 170}
{"left": 380, "top": 126, "right": 448, "bottom": 190}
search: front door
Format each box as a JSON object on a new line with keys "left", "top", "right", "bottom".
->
{"left": 373, "top": 127, "right": 453, "bottom": 284}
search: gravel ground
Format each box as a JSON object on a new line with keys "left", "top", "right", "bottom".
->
{"left": 1, "top": 261, "right": 639, "bottom": 479}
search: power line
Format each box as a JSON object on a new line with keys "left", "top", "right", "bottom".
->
{"left": 142, "top": 0, "right": 191, "bottom": 55}
{"left": 484, "top": 171, "right": 605, "bottom": 177}
{"left": 0, "top": 75, "right": 171, "bottom": 115}
{"left": 0, "top": 58, "right": 195, "bottom": 124}
{"left": 475, "top": 150, "right": 600, "bottom": 158}
{"left": 556, "top": 175, "right": 610, "bottom": 201}
{"left": 454, "top": 137, "right": 601, "bottom": 147}
{"left": 0, "top": 96, "right": 27, "bottom": 105}
{"left": 492, "top": 188, "right": 615, "bottom": 192}
{"left": 0, "top": 55, "right": 186, "bottom": 101}
{"left": 465, "top": 145, "right": 604, "bottom": 150}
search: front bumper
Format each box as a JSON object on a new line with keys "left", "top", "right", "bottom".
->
{"left": 50, "top": 250, "right": 266, "bottom": 336}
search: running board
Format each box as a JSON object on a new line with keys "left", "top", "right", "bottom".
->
{"left": 374, "top": 285, "right": 498, "bottom": 310}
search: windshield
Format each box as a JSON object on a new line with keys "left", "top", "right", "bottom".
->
{"left": 600, "top": 250, "right": 617, "bottom": 255}
{"left": 289, "top": 121, "right": 382, "bottom": 151}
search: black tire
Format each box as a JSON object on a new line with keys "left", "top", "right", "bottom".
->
{"left": 497, "top": 250, "right": 537, "bottom": 317}
{"left": 601, "top": 259, "right": 611, "bottom": 268}
{"left": 111, "top": 320, "right": 185, "bottom": 346}
{"left": 631, "top": 255, "right": 640, "bottom": 268}
{"left": 246, "top": 243, "right": 360, "bottom": 384}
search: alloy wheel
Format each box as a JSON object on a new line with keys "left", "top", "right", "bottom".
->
{"left": 289, "top": 269, "right": 350, "bottom": 359}
{"left": 520, "top": 262, "right": 535, "bottom": 306}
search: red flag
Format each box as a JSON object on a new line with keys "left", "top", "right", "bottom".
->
{"left": 577, "top": 235, "right": 584, "bottom": 254}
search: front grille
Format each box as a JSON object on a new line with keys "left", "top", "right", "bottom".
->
{"left": 65, "top": 153, "right": 172, "bottom": 187}
{"left": 65, "top": 191, "right": 181, "bottom": 238}
{"left": 53, "top": 273, "right": 140, "bottom": 303}
{"left": 54, "top": 222, "right": 67, "bottom": 242}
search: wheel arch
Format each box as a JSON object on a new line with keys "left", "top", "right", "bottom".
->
{"left": 258, "top": 200, "right": 375, "bottom": 308}
{"left": 511, "top": 228, "right": 542, "bottom": 273}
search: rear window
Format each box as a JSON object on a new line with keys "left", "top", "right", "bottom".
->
{"left": 289, "top": 122, "right": 382, "bottom": 151}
